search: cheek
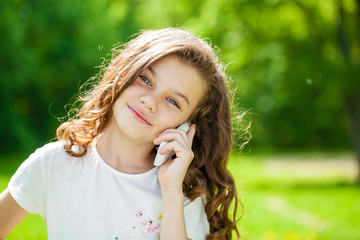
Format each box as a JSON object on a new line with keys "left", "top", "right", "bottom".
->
{"left": 159, "top": 111, "right": 191, "bottom": 130}
{"left": 153, "top": 109, "right": 176, "bottom": 130}
{"left": 111, "top": 92, "right": 130, "bottom": 117}
{"left": 111, "top": 100, "right": 123, "bottom": 125}
{"left": 117, "top": 84, "right": 138, "bottom": 101}
{"left": 112, "top": 86, "right": 138, "bottom": 109}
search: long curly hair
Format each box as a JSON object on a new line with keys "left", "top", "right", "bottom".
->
{"left": 57, "top": 28, "right": 244, "bottom": 239}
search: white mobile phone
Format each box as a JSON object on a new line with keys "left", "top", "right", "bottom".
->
{"left": 153, "top": 122, "right": 191, "bottom": 167}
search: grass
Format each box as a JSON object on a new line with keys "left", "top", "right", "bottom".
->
{"left": 229, "top": 152, "right": 360, "bottom": 240}
{"left": 1, "top": 152, "right": 359, "bottom": 239}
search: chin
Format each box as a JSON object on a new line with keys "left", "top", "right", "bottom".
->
{"left": 119, "top": 119, "right": 154, "bottom": 141}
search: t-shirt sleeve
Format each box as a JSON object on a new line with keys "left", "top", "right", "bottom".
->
{"left": 184, "top": 195, "right": 210, "bottom": 240}
{"left": 8, "top": 146, "right": 48, "bottom": 217}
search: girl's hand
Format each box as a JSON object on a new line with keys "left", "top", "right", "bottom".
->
{"left": 153, "top": 124, "right": 196, "bottom": 193}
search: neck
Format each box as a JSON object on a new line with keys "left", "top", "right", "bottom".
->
{"left": 95, "top": 121, "right": 157, "bottom": 174}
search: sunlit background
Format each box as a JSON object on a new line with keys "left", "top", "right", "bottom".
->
{"left": 1, "top": 0, "right": 359, "bottom": 239}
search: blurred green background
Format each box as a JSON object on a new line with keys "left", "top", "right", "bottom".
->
{"left": 1, "top": 0, "right": 359, "bottom": 239}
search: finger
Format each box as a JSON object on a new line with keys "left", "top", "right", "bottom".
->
{"left": 159, "top": 124, "right": 191, "bottom": 136}
{"left": 158, "top": 140, "right": 187, "bottom": 155}
{"left": 153, "top": 131, "right": 187, "bottom": 145}
{"left": 159, "top": 142, "right": 194, "bottom": 164}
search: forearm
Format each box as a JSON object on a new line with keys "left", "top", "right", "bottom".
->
{"left": 160, "top": 190, "right": 187, "bottom": 240}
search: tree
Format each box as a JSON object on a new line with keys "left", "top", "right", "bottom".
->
{"left": 336, "top": 0, "right": 360, "bottom": 181}
{"left": 1, "top": 0, "right": 358, "bottom": 168}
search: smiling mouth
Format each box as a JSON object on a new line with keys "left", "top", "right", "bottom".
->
{"left": 128, "top": 105, "right": 152, "bottom": 126}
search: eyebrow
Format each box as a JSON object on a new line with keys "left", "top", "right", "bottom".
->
{"left": 148, "top": 66, "right": 157, "bottom": 77}
{"left": 147, "top": 66, "right": 190, "bottom": 106}
{"left": 175, "top": 91, "right": 190, "bottom": 106}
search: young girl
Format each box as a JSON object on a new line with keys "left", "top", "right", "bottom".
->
{"left": 0, "top": 28, "right": 242, "bottom": 239}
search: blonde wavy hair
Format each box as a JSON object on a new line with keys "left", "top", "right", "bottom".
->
{"left": 57, "top": 28, "right": 244, "bottom": 239}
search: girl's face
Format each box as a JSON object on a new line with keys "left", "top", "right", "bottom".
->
{"left": 111, "top": 55, "right": 206, "bottom": 143}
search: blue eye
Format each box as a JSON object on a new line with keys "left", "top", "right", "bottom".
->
{"left": 140, "top": 75, "right": 151, "bottom": 86}
{"left": 167, "top": 98, "right": 180, "bottom": 108}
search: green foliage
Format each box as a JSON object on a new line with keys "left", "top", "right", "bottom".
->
{"left": 0, "top": 0, "right": 359, "bottom": 153}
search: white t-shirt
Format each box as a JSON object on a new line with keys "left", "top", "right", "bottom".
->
{"left": 8, "top": 142, "right": 209, "bottom": 240}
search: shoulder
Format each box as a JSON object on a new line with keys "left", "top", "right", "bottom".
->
{"left": 183, "top": 195, "right": 210, "bottom": 238}
{"left": 21, "top": 141, "right": 75, "bottom": 172}
{"left": 8, "top": 141, "right": 74, "bottom": 215}
{"left": 183, "top": 194, "right": 208, "bottom": 218}
{"left": 13, "top": 141, "right": 91, "bottom": 187}
{"left": 36, "top": 141, "right": 67, "bottom": 155}
{"left": 32, "top": 141, "right": 74, "bottom": 161}
{"left": 184, "top": 194, "right": 207, "bottom": 208}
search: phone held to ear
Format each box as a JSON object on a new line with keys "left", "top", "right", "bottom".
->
{"left": 153, "top": 122, "right": 191, "bottom": 167}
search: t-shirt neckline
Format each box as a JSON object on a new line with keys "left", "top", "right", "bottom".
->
{"left": 90, "top": 141, "right": 159, "bottom": 179}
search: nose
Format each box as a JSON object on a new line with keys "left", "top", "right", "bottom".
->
{"left": 139, "top": 94, "right": 157, "bottom": 112}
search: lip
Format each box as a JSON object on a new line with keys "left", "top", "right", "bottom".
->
{"left": 127, "top": 105, "right": 152, "bottom": 126}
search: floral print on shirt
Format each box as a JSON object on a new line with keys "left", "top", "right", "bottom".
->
{"left": 134, "top": 210, "right": 162, "bottom": 239}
